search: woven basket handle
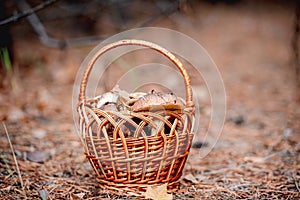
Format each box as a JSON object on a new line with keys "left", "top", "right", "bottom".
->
{"left": 79, "top": 39, "right": 194, "bottom": 109}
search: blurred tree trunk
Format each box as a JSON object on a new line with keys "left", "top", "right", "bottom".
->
{"left": 0, "top": 0, "right": 13, "bottom": 84}
{"left": 292, "top": 0, "right": 300, "bottom": 95}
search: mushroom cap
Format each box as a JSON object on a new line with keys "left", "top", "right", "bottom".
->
{"left": 96, "top": 92, "right": 119, "bottom": 108}
{"left": 131, "top": 91, "right": 184, "bottom": 112}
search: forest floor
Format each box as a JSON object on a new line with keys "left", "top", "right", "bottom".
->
{"left": 0, "top": 1, "right": 300, "bottom": 199}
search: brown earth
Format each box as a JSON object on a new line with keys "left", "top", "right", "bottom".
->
{"left": 0, "top": 1, "right": 299, "bottom": 199}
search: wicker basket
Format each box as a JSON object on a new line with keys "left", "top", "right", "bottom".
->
{"left": 77, "top": 39, "right": 195, "bottom": 196}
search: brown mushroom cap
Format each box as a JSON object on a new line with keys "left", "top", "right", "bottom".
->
{"left": 131, "top": 91, "right": 184, "bottom": 112}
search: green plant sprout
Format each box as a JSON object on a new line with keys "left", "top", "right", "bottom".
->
{"left": 1, "top": 47, "right": 12, "bottom": 72}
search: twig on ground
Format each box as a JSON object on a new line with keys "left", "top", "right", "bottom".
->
{"left": 293, "top": 173, "right": 300, "bottom": 193}
{"left": 2, "top": 122, "right": 26, "bottom": 198}
{"left": 215, "top": 186, "right": 241, "bottom": 198}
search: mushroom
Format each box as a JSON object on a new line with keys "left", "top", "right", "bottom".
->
{"left": 96, "top": 92, "right": 119, "bottom": 109}
{"left": 131, "top": 90, "right": 185, "bottom": 137}
{"left": 131, "top": 90, "right": 184, "bottom": 112}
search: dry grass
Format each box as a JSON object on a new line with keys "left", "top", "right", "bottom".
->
{"left": 1, "top": 1, "right": 300, "bottom": 199}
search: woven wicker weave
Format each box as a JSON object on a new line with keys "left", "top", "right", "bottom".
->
{"left": 77, "top": 39, "right": 195, "bottom": 196}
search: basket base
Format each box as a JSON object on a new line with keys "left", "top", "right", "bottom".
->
{"left": 96, "top": 177, "right": 180, "bottom": 196}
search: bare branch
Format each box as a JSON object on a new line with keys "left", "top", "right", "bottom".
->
{"left": 138, "top": 0, "right": 179, "bottom": 28}
{"left": 2, "top": 0, "right": 180, "bottom": 49}
{"left": 0, "top": 0, "right": 57, "bottom": 26}
{"left": 16, "top": 0, "right": 65, "bottom": 48}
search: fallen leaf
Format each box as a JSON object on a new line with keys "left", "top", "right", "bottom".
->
{"left": 8, "top": 107, "right": 26, "bottom": 121}
{"left": 195, "top": 174, "right": 207, "bottom": 182}
{"left": 192, "top": 141, "right": 208, "bottom": 149}
{"left": 0, "top": 185, "right": 12, "bottom": 192}
{"left": 38, "top": 189, "right": 48, "bottom": 200}
{"left": 26, "top": 151, "right": 50, "bottom": 163}
{"left": 143, "top": 184, "right": 172, "bottom": 200}
{"left": 228, "top": 114, "right": 245, "bottom": 126}
{"left": 32, "top": 129, "right": 47, "bottom": 139}
{"left": 183, "top": 173, "right": 199, "bottom": 184}
{"left": 70, "top": 192, "right": 85, "bottom": 199}
{"left": 243, "top": 156, "right": 265, "bottom": 163}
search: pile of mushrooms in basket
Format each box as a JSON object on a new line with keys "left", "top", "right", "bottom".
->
{"left": 94, "top": 85, "right": 185, "bottom": 138}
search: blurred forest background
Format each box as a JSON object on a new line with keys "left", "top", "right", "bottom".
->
{"left": 0, "top": 0, "right": 300, "bottom": 199}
